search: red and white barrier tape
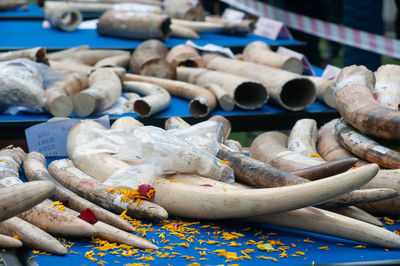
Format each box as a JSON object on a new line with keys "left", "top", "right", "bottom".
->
{"left": 221, "top": 0, "right": 400, "bottom": 59}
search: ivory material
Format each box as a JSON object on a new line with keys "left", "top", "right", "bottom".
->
{"left": 130, "top": 40, "right": 175, "bottom": 79}
{"left": 61, "top": 203, "right": 159, "bottom": 250}
{"left": 373, "top": 64, "right": 400, "bottom": 110}
{"left": 44, "top": 4, "right": 82, "bottom": 32}
{"left": 243, "top": 41, "right": 303, "bottom": 74}
{"left": 287, "top": 118, "right": 325, "bottom": 160}
{"left": 335, "top": 65, "right": 400, "bottom": 141}
{"left": 0, "top": 47, "right": 48, "bottom": 64}
{"left": 0, "top": 217, "right": 68, "bottom": 255}
{"left": 0, "top": 234, "right": 22, "bottom": 248}
{"left": 335, "top": 118, "right": 400, "bottom": 169}
{"left": 164, "top": 0, "right": 205, "bottom": 21}
{"left": 94, "top": 53, "right": 130, "bottom": 69}
{"left": 44, "top": 0, "right": 163, "bottom": 11}
{"left": 0, "top": 181, "right": 55, "bottom": 223}
{"left": 206, "top": 83, "right": 235, "bottom": 111}
{"left": 44, "top": 72, "right": 88, "bottom": 117}
{"left": 205, "top": 16, "right": 255, "bottom": 36}
{"left": 123, "top": 92, "right": 141, "bottom": 112}
{"left": 171, "top": 19, "right": 224, "bottom": 33}
{"left": 332, "top": 206, "right": 383, "bottom": 227}
{"left": 72, "top": 68, "right": 122, "bottom": 117}
{"left": 111, "top": 116, "right": 143, "bottom": 131}
{"left": 125, "top": 73, "right": 216, "bottom": 117}
{"left": 176, "top": 67, "right": 268, "bottom": 110}
{"left": 164, "top": 116, "right": 189, "bottom": 130}
{"left": 0, "top": 0, "right": 26, "bottom": 10}
{"left": 97, "top": 10, "right": 171, "bottom": 41}
{"left": 224, "top": 140, "right": 243, "bottom": 153}
{"left": 205, "top": 55, "right": 316, "bottom": 111}
{"left": 317, "top": 119, "right": 368, "bottom": 166}
{"left": 307, "top": 76, "right": 336, "bottom": 108}
{"left": 47, "top": 45, "right": 89, "bottom": 61}
{"left": 123, "top": 81, "right": 171, "bottom": 117}
{"left": 56, "top": 49, "right": 127, "bottom": 66}
{"left": 49, "top": 59, "right": 94, "bottom": 76}
{"left": 24, "top": 152, "right": 134, "bottom": 232}
{"left": 166, "top": 45, "right": 205, "bottom": 68}
{"left": 208, "top": 115, "right": 231, "bottom": 143}
{"left": 48, "top": 159, "right": 169, "bottom": 220}
{"left": 170, "top": 24, "right": 199, "bottom": 39}
{"left": 152, "top": 163, "right": 379, "bottom": 219}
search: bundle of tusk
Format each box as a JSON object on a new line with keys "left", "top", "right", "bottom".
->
{"left": 335, "top": 65, "right": 400, "bottom": 141}
{"left": 49, "top": 159, "right": 168, "bottom": 220}
{"left": 205, "top": 55, "right": 316, "bottom": 111}
{"left": 0, "top": 234, "right": 22, "bottom": 248}
{"left": 307, "top": 76, "right": 336, "bottom": 108}
{"left": 125, "top": 73, "right": 216, "bottom": 117}
{"left": 0, "top": 47, "right": 48, "bottom": 65}
{"left": 164, "top": 0, "right": 205, "bottom": 21}
{"left": 0, "top": 217, "right": 68, "bottom": 255}
{"left": 0, "top": 0, "right": 26, "bottom": 11}
{"left": 166, "top": 44, "right": 205, "bottom": 68}
{"left": 170, "top": 24, "right": 199, "bottom": 39}
{"left": 24, "top": 152, "right": 135, "bottom": 232}
{"left": 205, "top": 16, "right": 255, "bottom": 36}
{"left": 0, "top": 181, "right": 55, "bottom": 223}
{"left": 176, "top": 67, "right": 268, "bottom": 110}
{"left": 111, "top": 116, "right": 144, "bottom": 131}
{"left": 72, "top": 68, "right": 122, "bottom": 117}
{"left": 97, "top": 10, "right": 171, "bottom": 41}
{"left": 152, "top": 163, "right": 379, "bottom": 219}
{"left": 317, "top": 119, "right": 368, "bottom": 166}
{"left": 44, "top": 3, "right": 82, "bottom": 32}
{"left": 44, "top": 72, "right": 89, "bottom": 117}
{"left": 373, "top": 64, "right": 400, "bottom": 110}
{"left": 94, "top": 52, "right": 130, "bottom": 69}
{"left": 171, "top": 19, "right": 224, "bottom": 33}
{"left": 335, "top": 118, "right": 400, "bottom": 169}
{"left": 49, "top": 59, "right": 94, "bottom": 76}
{"left": 123, "top": 81, "right": 170, "bottom": 117}
{"left": 242, "top": 41, "right": 303, "bottom": 74}
{"left": 47, "top": 45, "right": 89, "bottom": 61}
{"left": 129, "top": 40, "right": 175, "bottom": 79}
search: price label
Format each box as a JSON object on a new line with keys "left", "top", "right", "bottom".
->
{"left": 254, "top": 17, "right": 292, "bottom": 40}
{"left": 222, "top": 8, "right": 246, "bottom": 22}
{"left": 25, "top": 116, "right": 110, "bottom": 157}
{"left": 276, "top": 46, "right": 315, "bottom": 76}
{"left": 322, "top": 64, "right": 341, "bottom": 81}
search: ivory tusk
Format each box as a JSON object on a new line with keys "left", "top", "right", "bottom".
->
{"left": 335, "top": 65, "right": 400, "bottom": 141}
{"left": 164, "top": 116, "right": 189, "bottom": 130}
{"left": 170, "top": 24, "right": 200, "bottom": 39}
{"left": 56, "top": 49, "right": 127, "bottom": 66}
{"left": 130, "top": 40, "right": 176, "bottom": 79}
{"left": 206, "top": 83, "right": 235, "bottom": 111}
{"left": 0, "top": 234, "right": 22, "bottom": 248}
{"left": 48, "top": 159, "right": 169, "bottom": 220}
{"left": 0, "top": 181, "right": 55, "bottom": 223}
{"left": 176, "top": 67, "right": 268, "bottom": 110}
{"left": 111, "top": 116, "right": 144, "bottom": 131}
{"left": 24, "top": 152, "right": 135, "bottom": 232}
{"left": 224, "top": 139, "right": 243, "bottom": 153}
{"left": 44, "top": 0, "right": 163, "bottom": 12}
{"left": 49, "top": 59, "right": 94, "bottom": 76}
{"left": 208, "top": 115, "right": 231, "bottom": 143}
{"left": 166, "top": 44, "right": 205, "bottom": 68}
{"left": 44, "top": 72, "right": 89, "bottom": 117}
{"left": 123, "top": 92, "right": 141, "bottom": 113}
{"left": 44, "top": 4, "right": 82, "bottom": 32}
{"left": 373, "top": 64, "right": 400, "bottom": 110}
{"left": 242, "top": 41, "right": 303, "bottom": 74}
{"left": 153, "top": 163, "right": 379, "bottom": 219}
{"left": 97, "top": 10, "right": 171, "bottom": 41}
{"left": 72, "top": 68, "right": 122, "bottom": 117}
{"left": 171, "top": 19, "right": 224, "bottom": 33}
{"left": 47, "top": 45, "right": 90, "bottom": 61}
{"left": 205, "top": 55, "right": 316, "bottom": 111}
{"left": 0, "top": 47, "right": 48, "bottom": 65}
{"left": 317, "top": 119, "right": 368, "bottom": 166}
{"left": 335, "top": 118, "right": 400, "bottom": 169}
{"left": 0, "top": 0, "right": 26, "bottom": 11}
{"left": 307, "top": 76, "right": 336, "bottom": 108}
{"left": 205, "top": 16, "right": 255, "bottom": 36}
{"left": 331, "top": 206, "right": 383, "bottom": 227}
{"left": 0, "top": 217, "right": 68, "bottom": 255}
{"left": 164, "top": 0, "right": 205, "bottom": 21}
{"left": 123, "top": 81, "right": 171, "bottom": 117}
{"left": 94, "top": 52, "right": 131, "bottom": 69}
{"left": 125, "top": 73, "right": 216, "bottom": 117}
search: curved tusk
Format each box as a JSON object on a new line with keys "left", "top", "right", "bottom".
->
{"left": 94, "top": 52, "right": 131, "bottom": 69}
{"left": 176, "top": 67, "right": 268, "bottom": 110}
{"left": 48, "top": 158, "right": 168, "bottom": 220}
{"left": 24, "top": 152, "right": 135, "bottom": 232}
{"left": 332, "top": 206, "right": 383, "bottom": 226}
{"left": 205, "top": 55, "right": 316, "bottom": 111}
{"left": 72, "top": 68, "right": 122, "bottom": 117}
{"left": 98, "top": 10, "right": 171, "bottom": 41}
{"left": 335, "top": 65, "right": 400, "bottom": 141}
{"left": 0, "top": 47, "right": 48, "bottom": 64}
{"left": 58, "top": 49, "right": 128, "bottom": 66}
{"left": 171, "top": 19, "right": 224, "bottom": 33}
{"left": 307, "top": 76, "right": 337, "bottom": 108}
{"left": 205, "top": 16, "right": 255, "bottom": 36}
{"left": 152, "top": 163, "right": 379, "bottom": 219}
{"left": 44, "top": 72, "right": 88, "bottom": 117}
{"left": 373, "top": 64, "right": 400, "bottom": 110}
{"left": 44, "top": 4, "right": 82, "bottom": 32}
{"left": 164, "top": 0, "right": 205, "bottom": 21}
{"left": 242, "top": 41, "right": 303, "bottom": 74}
{"left": 170, "top": 24, "right": 200, "bottom": 39}
{"left": 47, "top": 45, "right": 89, "bottom": 61}
{"left": 166, "top": 44, "right": 205, "bottom": 68}
{"left": 49, "top": 59, "right": 94, "bottom": 76}
{"left": 0, "top": 234, "right": 22, "bottom": 248}
{"left": 335, "top": 118, "right": 400, "bottom": 169}
{"left": 123, "top": 81, "right": 171, "bottom": 117}
{"left": 125, "top": 73, "right": 216, "bottom": 117}
{"left": 111, "top": 116, "right": 144, "bottom": 131}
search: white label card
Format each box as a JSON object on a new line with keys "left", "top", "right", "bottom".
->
{"left": 276, "top": 46, "right": 315, "bottom": 76}
{"left": 25, "top": 116, "right": 110, "bottom": 157}
{"left": 221, "top": 8, "right": 246, "bottom": 22}
{"left": 113, "top": 3, "right": 157, "bottom": 13}
{"left": 254, "top": 17, "right": 293, "bottom": 40}
{"left": 322, "top": 64, "right": 341, "bottom": 81}
{"left": 186, "top": 40, "right": 235, "bottom": 59}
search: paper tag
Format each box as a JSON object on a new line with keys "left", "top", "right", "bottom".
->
{"left": 113, "top": 3, "right": 157, "bottom": 13}
{"left": 371, "top": 145, "right": 390, "bottom": 154}
{"left": 322, "top": 64, "right": 341, "bottom": 81}
{"left": 276, "top": 46, "right": 315, "bottom": 76}
{"left": 25, "top": 116, "right": 110, "bottom": 157}
{"left": 67, "top": 167, "right": 92, "bottom": 180}
{"left": 186, "top": 40, "right": 235, "bottom": 59}
{"left": 163, "top": 0, "right": 199, "bottom": 5}
{"left": 254, "top": 17, "right": 292, "bottom": 40}
{"left": 221, "top": 8, "right": 246, "bottom": 22}
{"left": 78, "top": 19, "right": 98, "bottom": 29}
